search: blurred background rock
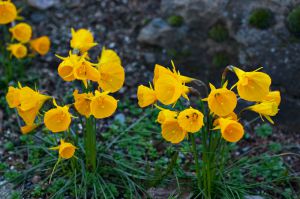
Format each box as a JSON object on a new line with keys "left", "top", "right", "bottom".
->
{"left": 17, "top": 0, "right": 300, "bottom": 131}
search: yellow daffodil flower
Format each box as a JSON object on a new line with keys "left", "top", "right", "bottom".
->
{"left": 7, "top": 43, "right": 27, "bottom": 59}
{"left": 206, "top": 83, "right": 237, "bottom": 117}
{"left": 161, "top": 119, "right": 187, "bottom": 144}
{"left": 262, "top": 90, "right": 281, "bottom": 106}
{"left": 70, "top": 28, "right": 97, "bottom": 53}
{"left": 50, "top": 139, "right": 76, "bottom": 159}
{"left": 153, "top": 63, "right": 194, "bottom": 85}
{"left": 247, "top": 101, "right": 278, "bottom": 124}
{"left": 73, "top": 89, "right": 93, "bottom": 117}
{"left": 90, "top": 90, "right": 118, "bottom": 119}
{"left": 217, "top": 118, "right": 244, "bottom": 142}
{"left": 57, "top": 53, "right": 79, "bottom": 81}
{"left": 73, "top": 58, "right": 100, "bottom": 88}
{"left": 213, "top": 112, "right": 238, "bottom": 127}
{"left": 0, "top": 1, "right": 17, "bottom": 24}
{"left": 9, "top": 23, "right": 32, "bottom": 43}
{"left": 6, "top": 84, "right": 50, "bottom": 128}
{"left": 154, "top": 74, "right": 184, "bottom": 105}
{"left": 97, "top": 48, "right": 125, "bottom": 93}
{"left": 30, "top": 36, "right": 51, "bottom": 55}
{"left": 137, "top": 85, "right": 157, "bottom": 108}
{"left": 57, "top": 53, "right": 100, "bottom": 87}
{"left": 44, "top": 99, "right": 72, "bottom": 133}
{"left": 157, "top": 109, "right": 178, "bottom": 124}
{"left": 177, "top": 107, "right": 204, "bottom": 133}
{"left": 232, "top": 66, "right": 271, "bottom": 101}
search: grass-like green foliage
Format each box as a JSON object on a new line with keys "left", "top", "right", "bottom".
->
{"left": 287, "top": 6, "right": 300, "bottom": 37}
{"left": 167, "top": 15, "right": 184, "bottom": 27}
{"left": 212, "top": 52, "right": 229, "bottom": 68}
{"left": 255, "top": 123, "right": 272, "bottom": 138}
{"left": 248, "top": 8, "right": 273, "bottom": 29}
{"left": 208, "top": 24, "right": 229, "bottom": 42}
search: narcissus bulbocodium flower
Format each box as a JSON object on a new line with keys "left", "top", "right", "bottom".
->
{"left": 50, "top": 139, "right": 76, "bottom": 159}
{"left": 232, "top": 66, "right": 271, "bottom": 101}
{"left": 262, "top": 90, "right": 281, "bottom": 106}
{"left": 247, "top": 101, "right": 278, "bottom": 124}
{"left": 9, "top": 23, "right": 32, "bottom": 43}
{"left": 97, "top": 48, "right": 125, "bottom": 93}
{"left": 44, "top": 99, "right": 72, "bottom": 133}
{"left": 206, "top": 83, "right": 237, "bottom": 117}
{"left": 70, "top": 28, "right": 97, "bottom": 53}
{"left": 0, "top": 1, "right": 17, "bottom": 24}
{"left": 7, "top": 43, "right": 27, "bottom": 59}
{"left": 137, "top": 85, "right": 157, "bottom": 107}
{"left": 30, "top": 36, "right": 51, "bottom": 55}
{"left": 216, "top": 118, "right": 244, "bottom": 142}
{"left": 177, "top": 107, "right": 204, "bottom": 133}
{"left": 161, "top": 119, "right": 187, "bottom": 144}
{"left": 6, "top": 84, "right": 50, "bottom": 133}
{"left": 73, "top": 89, "right": 93, "bottom": 118}
{"left": 90, "top": 90, "right": 118, "bottom": 119}
{"left": 57, "top": 52, "right": 100, "bottom": 88}
{"left": 157, "top": 109, "right": 177, "bottom": 124}
{"left": 153, "top": 63, "right": 192, "bottom": 105}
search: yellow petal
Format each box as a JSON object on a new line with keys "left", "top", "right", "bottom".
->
{"left": 90, "top": 91, "right": 118, "bottom": 119}
{"left": 30, "top": 36, "right": 50, "bottom": 56}
{"left": 137, "top": 85, "right": 157, "bottom": 108}
{"left": 218, "top": 118, "right": 244, "bottom": 142}
{"left": 177, "top": 108, "right": 204, "bottom": 133}
{"left": 161, "top": 119, "right": 187, "bottom": 144}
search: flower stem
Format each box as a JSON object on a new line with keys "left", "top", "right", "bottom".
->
{"left": 85, "top": 116, "right": 96, "bottom": 172}
{"left": 190, "top": 133, "right": 201, "bottom": 190}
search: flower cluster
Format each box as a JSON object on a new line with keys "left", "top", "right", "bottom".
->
{"left": 0, "top": 0, "right": 50, "bottom": 59}
{"left": 6, "top": 27, "right": 125, "bottom": 160}
{"left": 137, "top": 64, "right": 280, "bottom": 144}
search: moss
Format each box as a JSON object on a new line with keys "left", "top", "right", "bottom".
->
{"left": 212, "top": 52, "right": 229, "bottom": 68}
{"left": 248, "top": 8, "right": 273, "bottom": 29}
{"left": 287, "top": 6, "right": 300, "bottom": 37}
{"left": 167, "top": 15, "right": 184, "bottom": 27}
{"left": 208, "top": 24, "right": 229, "bottom": 42}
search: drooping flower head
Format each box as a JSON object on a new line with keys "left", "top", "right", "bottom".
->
{"left": 70, "top": 28, "right": 97, "bottom": 53}
{"left": 206, "top": 83, "right": 237, "bottom": 117}
{"left": 73, "top": 89, "right": 93, "bottom": 118}
{"left": 7, "top": 43, "right": 27, "bottom": 59}
{"left": 161, "top": 119, "right": 187, "bottom": 144}
{"left": 217, "top": 118, "right": 244, "bottom": 142}
{"left": 247, "top": 101, "right": 278, "bottom": 124}
{"left": 97, "top": 48, "right": 125, "bottom": 93}
{"left": 262, "top": 90, "right": 281, "bottom": 106}
{"left": 153, "top": 62, "right": 191, "bottom": 105}
{"left": 0, "top": 1, "right": 17, "bottom": 24}
{"left": 50, "top": 139, "right": 76, "bottom": 159}
{"left": 9, "top": 23, "right": 32, "bottom": 43}
{"left": 232, "top": 66, "right": 271, "bottom": 101}
{"left": 137, "top": 85, "right": 157, "bottom": 108}
{"left": 44, "top": 99, "right": 72, "bottom": 133}
{"left": 6, "top": 84, "right": 50, "bottom": 134}
{"left": 57, "top": 52, "right": 100, "bottom": 87}
{"left": 90, "top": 90, "right": 118, "bottom": 119}
{"left": 177, "top": 107, "right": 204, "bottom": 133}
{"left": 157, "top": 109, "right": 178, "bottom": 124}
{"left": 30, "top": 36, "right": 51, "bottom": 56}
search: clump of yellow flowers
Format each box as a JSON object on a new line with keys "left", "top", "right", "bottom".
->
{"left": 6, "top": 27, "right": 125, "bottom": 172}
{"left": 0, "top": 0, "right": 51, "bottom": 59}
{"left": 137, "top": 63, "right": 280, "bottom": 197}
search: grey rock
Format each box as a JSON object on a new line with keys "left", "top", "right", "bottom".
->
{"left": 27, "top": 0, "right": 58, "bottom": 10}
{"left": 114, "top": 113, "right": 126, "bottom": 125}
{"left": 137, "top": 18, "right": 187, "bottom": 47}
{"left": 245, "top": 195, "right": 265, "bottom": 199}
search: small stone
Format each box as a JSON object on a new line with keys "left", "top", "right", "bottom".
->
{"left": 28, "top": 0, "right": 58, "bottom": 10}
{"left": 245, "top": 195, "right": 265, "bottom": 199}
{"left": 31, "top": 175, "right": 41, "bottom": 184}
{"left": 114, "top": 113, "right": 126, "bottom": 125}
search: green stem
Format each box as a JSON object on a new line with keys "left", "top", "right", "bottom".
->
{"left": 190, "top": 133, "right": 201, "bottom": 190}
{"left": 85, "top": 116, "right": 96, "bottom": 172}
